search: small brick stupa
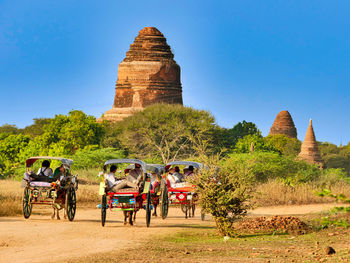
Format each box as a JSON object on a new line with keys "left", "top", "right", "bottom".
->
{"left": 298, "top": 119, "right": 324, "bottom": 168}
{"left": 100, "top": 27, "right": 183, "bottom": 121}
{"left": 269, "top": 110, "right": 297, "bottom": 138}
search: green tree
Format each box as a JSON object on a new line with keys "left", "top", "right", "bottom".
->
{"left": 0, "top": 134, "right": 30, "bottom": 175}
{"left": 214, "top": 121, "right": 260, "bottom": 151}
{"left": 19, "top": 110, "right": 105, "bottom": 158}
{"left": 265, "top": 134, "right": 301, "bottom": 156}
{"left": 226, "top": 152, "right": 321, "bottom": 184}
{"left": 234, "top": 134, "right": 279, "bottom": 154}
{"left": 22, "top": 118, "right": 51, "bottom": 138}
{"left": 117, "top": 104, "right": 217, "bottom": 163}
{"left": 318, "top": 142, "right": 350, "bottom": 176}
{"left": 101, "top": 121, "right": 122, "bottom": 148}
{"left": 71, "top": 146, "right": 125, "bottom": 170}
{"left": 0, "top": 124, "right": 20, "bottom": 134}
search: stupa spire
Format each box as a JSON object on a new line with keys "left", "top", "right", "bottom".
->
{"left": 298, "top": 118, "right": 324, "bottom": 168}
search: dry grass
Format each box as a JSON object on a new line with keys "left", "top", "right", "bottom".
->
{"left": 76, "top": 184, "right": 100, "bottom": 205}
{"left": 254, "top": 179, "right": 350, "bottom": 207}
{"left": 0, "top": 180, "right": 23, "bottom": 216}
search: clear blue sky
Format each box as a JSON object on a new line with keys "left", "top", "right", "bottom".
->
{"left": 1, "top": 0, "right": 349, "bottom": 145}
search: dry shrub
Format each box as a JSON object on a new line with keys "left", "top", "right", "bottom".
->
{"left": 254, "top": 179, "right": 350, "bottom": 207}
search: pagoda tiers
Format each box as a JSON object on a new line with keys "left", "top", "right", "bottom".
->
{"left": 100, "top": 27, "right": 183, "bottom": 121}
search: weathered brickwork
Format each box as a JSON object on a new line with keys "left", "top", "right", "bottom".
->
{"left": 100, "top": 27, "right": 183, "bottom": 121}
{"left": 298, "top": 119, "right": 325, "bottom": 168}
{"left": 269, "top": 110, "right": 297, "bottom": 139}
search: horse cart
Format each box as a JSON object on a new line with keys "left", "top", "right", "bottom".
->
{"left": 165, "top": 161, "right": 206, "bottom": 219}
{"left": 22, "top": 156, "right": 78, "bottom": 221}
{"left": 99, "top": 159, "right": 153, "bottom": 227}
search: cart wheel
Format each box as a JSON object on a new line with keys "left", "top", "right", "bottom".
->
{"left": 146, "top": 191, "right": 151, "bottom": 227}
{"left": 160, "top": 187, "right": 169, "bottom": 219}
{"left": 23, "top": 187, "right": 32, "bottom": 219}
{"left": 101, "top": 194, "right": 107, "bottom": 227}
{"left": 66, "top": 188, "right": 76, "bottom": 221}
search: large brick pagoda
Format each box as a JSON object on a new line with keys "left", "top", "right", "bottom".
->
{"left": 100, "top": 27, "right": 183, "bottom": 121}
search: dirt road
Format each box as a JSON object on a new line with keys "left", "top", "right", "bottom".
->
{"left": 0, "top": 203, "right": 338, "bottom": 263}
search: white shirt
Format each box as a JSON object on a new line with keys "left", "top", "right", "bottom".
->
{"left": 37, "top": 167, "right": 53, "bottom": 177}
{"left": 105, "top": 172, "right": 123, "bottom": 188}
{"left": 167, "top": 173, "right": 181, "bottom": 186}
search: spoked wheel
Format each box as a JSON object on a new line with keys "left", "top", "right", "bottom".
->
{"left": 66, "top": 188, "right": 76, "bottom": 221}
{"left": 101, "top": 194, "right": 107, "bottom": 227}
{"left": 146, "top": 191, "right": 151, "bottom": 227}
{"left": 160, "top": 187, "right": 169, "bottom": 219}
{"left": 23, "top": 187, "right": 32, "bottom": 219}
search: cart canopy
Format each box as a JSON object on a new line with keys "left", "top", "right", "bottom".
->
{"left": 146, "top": 164, "right": 165, "bottom": 174}
{"left": 104, "top": 159, "right": 147, "bottom": 173}
{"left": 26, "top": 156, "right": 73, "bottom": 167}
{"left": 166, "top": 161, "right": 207, "bottom": 170}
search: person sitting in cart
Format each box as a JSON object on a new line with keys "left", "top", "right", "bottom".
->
{"left": 106, "top": 165, "right": 139, "bottom": 192}
{"left": 128, "top": 163, "right": 143, "bottom": 184}
{"left": 173, "top": 166, "right": 184, "bottom": 182}
{"left": 30, "top": 160, "right": 54, "bottom": 182}
{"left": 53, "top": 164, "right": 70, "bottom": 186}
{"left": 167, "top": 167, "right": 182, "bottom": 186}
{"left": 184, "top": 165, "right": 194, "bottom": 178}
{"left": 150, "top": 171, "right": 160, "bottom": 192}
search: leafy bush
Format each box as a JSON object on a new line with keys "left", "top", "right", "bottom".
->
{"left": 226, "top": 152, "right": 321, "bottom": 184}
{"left": 317, "top": 168, "right": 349, "bottom": 188}
{"left": 0, "top": 124, "right": 20, "bottom": 134}
{"left": 265, "top": 134, "right": 301, "bottom": 156}
{"left": 234, "top": 134, "right": 279, "bottom": 154}
{"left": 213, "top": 121, "right": 261, "bottom": 152}
{"left": 319, "top": 142, "right": 350, "bottom": 176}
{"left": 71, "top": 147, "right": 125, "bottom": 170}
{"left": 195, "top": 156, "right": 254, "bottom": 237}
{"left": 18, "top": 110, "right": 105, "bottom": 158}
{"left": 0, "top": 134, "right": 30, "bottom": 175}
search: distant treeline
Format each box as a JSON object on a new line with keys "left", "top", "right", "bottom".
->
{"left": 0, "top": 104, "right": 349, "bottom": 181}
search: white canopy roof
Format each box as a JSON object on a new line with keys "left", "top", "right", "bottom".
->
{"left": 166, "top": 161, "right": 207, "bottom": 170}
{"left": 104, "top": 159, "right": 146, "bottom": 173}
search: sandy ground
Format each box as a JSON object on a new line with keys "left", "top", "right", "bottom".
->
{"left": 0, "top": 203, "right": 339, "bottom": 263}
